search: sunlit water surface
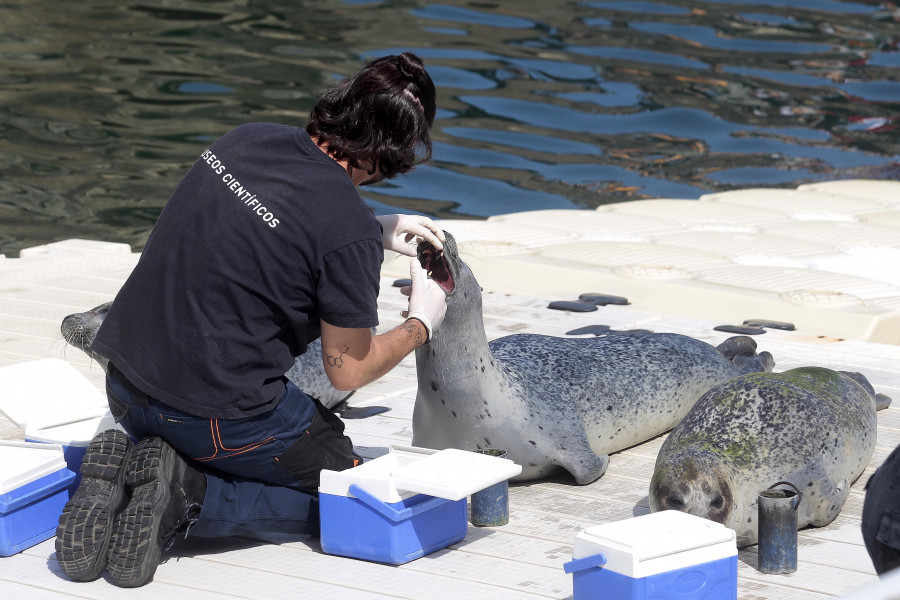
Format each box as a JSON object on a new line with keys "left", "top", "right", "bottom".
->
{"left": 0, "top": 0, "right": 897, "bottom": 255}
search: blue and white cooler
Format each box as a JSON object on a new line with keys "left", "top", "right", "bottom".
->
{"left": 0, "top": 440, "right": 75, "bottom": 556}
{"left": 563, "top": 510, "right": 738, "bottom": 600}
{"left": 319, "top": 445, "right": 521, "bottom": 565}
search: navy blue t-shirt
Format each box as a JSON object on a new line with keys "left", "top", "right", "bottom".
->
{"left": 94, "top": 123, "right": 383, "bottom": 418}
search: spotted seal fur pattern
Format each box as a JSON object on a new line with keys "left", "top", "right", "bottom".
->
{"left": 61, "top": 301, "right": 353, "bottom": 410}
{"left": 649, "top": 367, "right": 892, "bottom": 547}
{"left": 410, "top": 231, "right": 775, "bottom": 484}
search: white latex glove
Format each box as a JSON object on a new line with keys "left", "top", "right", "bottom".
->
{"left": 377, "top": 214, "right": 445, "bottom": 257}
{"left": 401, "top": 258, "right": 447, "bottom": 341}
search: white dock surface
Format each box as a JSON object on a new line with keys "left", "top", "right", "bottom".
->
{"left": 2, "top": 181, "right": 900, "bottom": 599}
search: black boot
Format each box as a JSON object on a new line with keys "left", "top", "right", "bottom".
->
{"left": 55, "top": 429, "right": 133, "bottom": 581}
{"left": 106, "top": 436, "right": 206, "bottom": 588}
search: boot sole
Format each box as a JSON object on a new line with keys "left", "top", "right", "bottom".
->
{"left": 55, "top": 429, "right": 132, "bottom": 582}
{"left": 106, "top": 436, "right": 175, "bottom": 588}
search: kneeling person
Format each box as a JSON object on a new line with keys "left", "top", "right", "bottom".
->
{"left": 55, "top": 52, "right": 447, "bottom": 587}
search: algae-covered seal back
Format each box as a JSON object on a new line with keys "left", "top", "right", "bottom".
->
{"left": 650, "top": 366, "right": 890, "bottom": 547}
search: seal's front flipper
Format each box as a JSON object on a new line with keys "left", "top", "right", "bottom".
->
{"left": 561, "top": 452, "right": 609, "bottom": 486}
{"left": 876, "top": 393, "right": 892, "bottom": 411}
{"left": 810, "top": 477, "right": 850, "bottom": 527}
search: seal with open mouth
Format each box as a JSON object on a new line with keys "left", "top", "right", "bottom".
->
{"left": 411, "top": 231, "right": 775, "bottom": 484}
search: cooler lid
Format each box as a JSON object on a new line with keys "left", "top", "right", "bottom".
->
{"left": 578, "top": 511, "right": 735, "bottom": 562}
{"left": 25, "top": 412, "right": 120, "bottom": 446}
{"left": 0, "top": 440, "right": 68, "bottom": 494}
{"left": 390, "top": 447, "right": 522, "bottom": 501}
{"left": 0, "top": 359, "right": 108, "bottom": 429}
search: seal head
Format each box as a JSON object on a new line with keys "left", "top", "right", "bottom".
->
{"left": 61, "top": 302, "right": 112, "bottom": 371}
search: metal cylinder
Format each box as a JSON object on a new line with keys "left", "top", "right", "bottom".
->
{"left": 758, "top": 481, "right": 801, "bottom": 574}
{"left": 470, "top": 449, "right": 510, "bottom": 527}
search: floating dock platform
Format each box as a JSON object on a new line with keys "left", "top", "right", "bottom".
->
{"left": 1, "top": 180, "right": 899, "bottom": 599}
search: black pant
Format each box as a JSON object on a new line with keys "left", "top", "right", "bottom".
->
{"left": 862, "top": 443, "right": 900, "bottom": 575}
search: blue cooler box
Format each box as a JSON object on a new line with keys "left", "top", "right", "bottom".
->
{"left": 319, "top": 445, "right": 521, "bottom": 565}
{"left": 563, "top": 511, "right": 738, "bottom": 600}
{"left": 0, "top": 440, "right": 76, "bottom": 556}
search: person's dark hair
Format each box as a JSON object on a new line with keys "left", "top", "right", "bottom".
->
{"left": 306, "top": 52, "right": 436, "bottom": 181}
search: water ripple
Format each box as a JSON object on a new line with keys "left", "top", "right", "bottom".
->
{"left": 0, "top": 0, "right": 897, "bottom": 256}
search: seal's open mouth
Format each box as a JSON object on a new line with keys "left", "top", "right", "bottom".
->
{"left": 418, "top": 240, "right": 455, "bottom": 293}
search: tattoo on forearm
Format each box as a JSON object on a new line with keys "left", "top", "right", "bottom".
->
{"left": 401, "top": 320, "right": 425, "bottom": 345}
{"left": 327, "top": 345, "right": 349, "bottom": 368}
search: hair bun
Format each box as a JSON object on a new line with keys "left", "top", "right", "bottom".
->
{"left": 397, "top": 53, "right": 420, "bottom": 79}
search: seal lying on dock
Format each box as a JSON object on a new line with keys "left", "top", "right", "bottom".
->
{"left": 410, "top": 231, "right": 775, "bottom": 484}
{"left": 61, "top": 302, "right": 353, "bottom": 410}
{"left": 649, "top": 367, "right": 892, "bottom": 547}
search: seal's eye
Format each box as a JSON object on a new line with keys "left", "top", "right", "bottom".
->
{"left": 665, "top": 495, "right": 685, "bottom": 510}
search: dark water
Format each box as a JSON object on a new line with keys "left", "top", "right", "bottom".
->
{"left": 0, "top": 0, "right": 898, "bottom": 257}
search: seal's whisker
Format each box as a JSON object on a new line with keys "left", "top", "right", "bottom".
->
{"left": 458, "top": 251, "right": 485, "bottom": 265}
{"left": 49, "top": 337, "right": 69, "bottom": 355}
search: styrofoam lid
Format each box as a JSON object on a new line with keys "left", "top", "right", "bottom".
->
{"left": 319, "top": 445, "right": 522, "bottom": 503}
{"left": 0, "top": 359, "right": 108, "bottom": 429}
{"left": 0, "top": 440, "right": 68, "bottom": 494}
{"left": 390, "top": 448, "right": 522, "bottom": 501}
{"left": 577, "top": 511, "right": 735, "bottom": 563}
{"left": 25, "top": 412, "right": 121, "bottom": 446}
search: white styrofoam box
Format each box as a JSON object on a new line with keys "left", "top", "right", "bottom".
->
{"left": 572, "top": 510, "right": 737, "bottom": 579}
{"left": 319, "top": 445, "right": 522, "bottom": 502}
{"left": 0, "top": 359, "right": 108, "bottom": 430}
{"left": 0, "top": 441, "right": 68, "bottom": 494}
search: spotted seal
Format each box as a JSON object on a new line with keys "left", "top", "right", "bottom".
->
{"left": 61, "top": 301, "right": 353, "bottom": 410}
{"left": 410, "top": 231, "right": 775, "bottom": 484}
{"left": 649, "top": 367, "right": 892, "bottom": 547}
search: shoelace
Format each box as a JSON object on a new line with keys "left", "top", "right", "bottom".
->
{"left": 161, "top": 501, "right": 203, "bottom": 552}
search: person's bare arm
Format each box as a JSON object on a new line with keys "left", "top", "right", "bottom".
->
{"left": 320, "top": 319, "right": 427, "bottom": 391}
{"left": 320, "top": 257, "right": 446, "bottom": 391}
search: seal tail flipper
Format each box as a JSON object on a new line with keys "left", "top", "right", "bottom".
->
{"left": 732, "top": 350, "right": 775, "bottom": 374}
{"left": 715, "top": 335, "right": 757, "bottom": 361}
{"left": 716, "top": 336, "right": 775, "bottom": 374}
{"left": 838, "top": 371, "right": 892, "bottom": 410}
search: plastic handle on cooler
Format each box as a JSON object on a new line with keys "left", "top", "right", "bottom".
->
{"left": 347, "top": 484, "right": 451, "bottom": 522}
{"left": 562, "top": 553, "right": 608, "bottom": 574}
